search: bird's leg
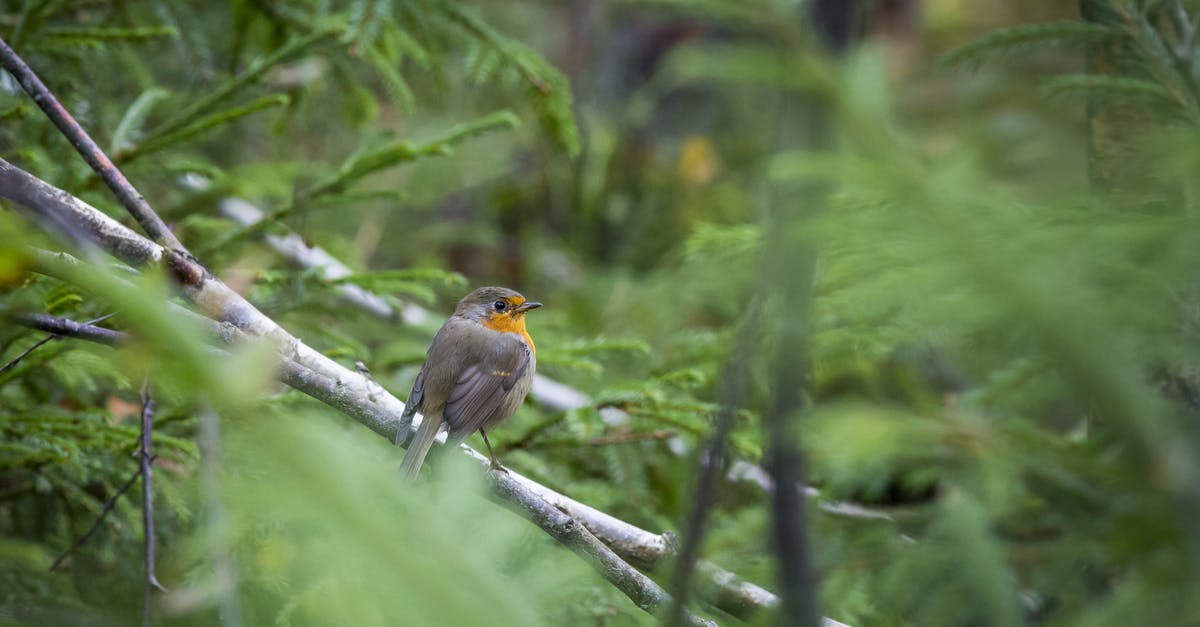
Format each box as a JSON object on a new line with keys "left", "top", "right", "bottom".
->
{"left": 480, "top": 430, "right": 507, "bottom": 473}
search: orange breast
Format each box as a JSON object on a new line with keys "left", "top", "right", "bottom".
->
{"left": 482, "top": 313, "right": 536, "bottom": 357}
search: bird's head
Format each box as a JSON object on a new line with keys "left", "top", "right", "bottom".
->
{"left": 455, "top": 286, "right": 542, "bottom": 339}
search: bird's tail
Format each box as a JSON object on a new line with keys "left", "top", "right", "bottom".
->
{"left": 400, "top": 412, "right": 442, "bottom": 480}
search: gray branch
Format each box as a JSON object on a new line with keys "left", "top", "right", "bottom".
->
{"left": 11, "top": 312, "right": 126, "bottom": 346}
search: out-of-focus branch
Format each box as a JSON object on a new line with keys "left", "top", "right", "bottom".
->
{"left": 0, "top": 332, "right": 57, "bottom": 375}
{"left": 729, "top": 461, "right": 895, "bottom": 522}
{"left": 138, "top": 382, "right": 166, "bottom": 627}
{"left": 218, "top": 197, "right": 425, "bottom": 324}
{"left": 667, "top": 300, "right": 762, "bottom": 627}
{"left": 0, "top": 163, "right": 717, "bottom": 626}
{"left": 0, "top": 36, "right": 183, "bottom": 250}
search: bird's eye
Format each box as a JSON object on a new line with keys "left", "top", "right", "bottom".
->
{"left": 493, "top": 300, "right": 507, "bottom": 312}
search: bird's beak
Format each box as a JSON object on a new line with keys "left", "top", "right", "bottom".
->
{"left": 514, "top": 301, "right": 542, "bottom": 314}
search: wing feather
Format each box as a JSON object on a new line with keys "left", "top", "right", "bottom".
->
{"left": 443, "top": 335, "right": 531, "bottom": 439}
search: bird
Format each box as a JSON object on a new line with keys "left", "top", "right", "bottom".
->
{"left": 396, "top": 286, "right": 541, "bottom": 479}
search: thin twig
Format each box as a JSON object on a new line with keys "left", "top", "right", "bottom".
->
{"left": 0, "top": 36, "right": 184, "bottom": 250}
{"left": 139, "top": 380, "right": 167, "bottom": 617}
{"left": 0, "top": 333, "right": 55, "bottom": 376}
{"left": 49, "top": 466, "right": 143, "bottom": 572}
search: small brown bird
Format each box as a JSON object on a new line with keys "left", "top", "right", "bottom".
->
{"left": 397, "top": 286, "right": 541, "bottom": 478}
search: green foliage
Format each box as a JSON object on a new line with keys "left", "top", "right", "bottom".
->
{"left": 7, "top": 0, "right": 1200, "bottom": 626}
{"left": 170, "top": 414, "right": 604, "bottom": 627}
{"left": 437, "top": 2, "right": 580, "bottom": 156}
{"left": 941, "top": 21, "right": 1116, "bottom": 67}
{"left": 310, "top": 110, "right": 520, "bottom": 199}
{"left": 255, "top": 266, "right": 467, "bottom": 306}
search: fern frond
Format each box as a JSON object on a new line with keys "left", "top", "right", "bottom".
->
{"left": 387, "top": 23, "right": 432, "bottom": 69}
{"left": 349, "top": 0, "right": 385, "bottom": 52}
{"left": 942, "top": 21, "right": 1118, "bottom": 68}
{"left": 153, "top": 26, "right": 341, "bottom": 137}
{"left": 109, "top": 88, "right": 169, "bottom": 154}
{"left": 683, "top": 223, "right": 762, "bottom": 262}
{"left": 42, "top": 26, "right": 179, "bottom": 46}
{"left": 1041, "top": 73, "right": 1178, "bottom": 105}
{"left": 306, "top": 109, "right": 519, "bottom": 199}
{"left": 331, "top": 268, "right": 467, "bottom": 303}
{"left": 365, "top": 44, "right": 416, "bottom": 111}
{"left": 118, "top": 93, "right": 291, "bottom": 163}
{"left": 436, "top": 2, "right": 581, "bottom": 156}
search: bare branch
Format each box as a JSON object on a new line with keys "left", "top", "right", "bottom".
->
{"left": 10, "top": 312, "right": 123, "bottom": 346}
{"left": 0, "top": 36, "right": 183, "bottom": 250}
{"left": 1, "top": 312, "right": 119, "bottom": 375}
{"left": 138, "top": 381, "right": 167, "bottom": 602}
{"left": 0, "top": 333, "right": 56, "bottom": 376}
{"left": 729, "top": 461, "right": 895, "bottom": 522}
{"left": 696, "top": 561, "right": 779, "bottom": 620}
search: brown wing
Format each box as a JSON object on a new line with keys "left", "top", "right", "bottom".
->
{"left": 393, "top": 362, "right": 427, "bottom": 446}
{"left": 443, "top": 335, "right": 531, "bottom": 440}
